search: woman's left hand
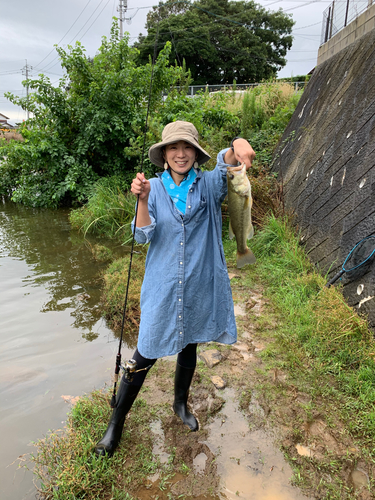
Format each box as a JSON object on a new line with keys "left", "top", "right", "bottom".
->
{"left": 224, "top": 138, "right": 256, "bottom": 170}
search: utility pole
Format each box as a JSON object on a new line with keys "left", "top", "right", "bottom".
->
{"left": 22, "top": 59, "right": 33, "bottom": 121}
{"left": 117, "top": 0, "right": 127, "bottom": 40}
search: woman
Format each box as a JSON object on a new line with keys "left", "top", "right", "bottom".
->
{"left": 95, "top": 121, "right": 255, "bottom": 457}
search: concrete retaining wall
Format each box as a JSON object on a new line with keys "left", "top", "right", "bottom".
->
{"left": 318, "top": 4, "right": 375, "bottom": 65}
{"left": 273, "top": 28, "right": 375, "bottom": 328}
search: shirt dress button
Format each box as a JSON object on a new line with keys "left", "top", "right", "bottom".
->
{"left": 180, "top": 332, "right": 183, "bottom": 335}
{"left": 179, "top": 281, "right": 182, "bottom": 284}
{"left": 180, "top": 261, "right": 183, "bottom": 265}
{"left": 179, "top": 315, "right": 182, "bottom": 318}
{"left": 188, "top": 206, "right": 191, "bottom": 209}
{"left": 180, "top": 242, "right": 183, "bottom": 245}
{"left": 179, "top": 298, "right": 181, "bottom": 302}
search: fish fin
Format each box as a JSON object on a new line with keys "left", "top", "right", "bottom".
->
{"left": 228, "top": 221, "right": 235, "bottom": 240}
{"left": 247, "top": 224, "right": 254, "bottom": 240}
{"left": 236, "top": 248, "right": 256, "bottom": 268}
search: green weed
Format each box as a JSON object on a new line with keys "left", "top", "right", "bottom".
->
{"left": 69, "top": 176, "right": 135, "bottom": 244}
{"left": 249, "top": 214, "right": 375, "bottom": 446}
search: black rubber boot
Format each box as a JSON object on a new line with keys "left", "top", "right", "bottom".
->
{"left": 173, "top": 363, "right": 199, "bottom": 431}
{"left": 94, "top": 380, "right": 142, "bottom": 457}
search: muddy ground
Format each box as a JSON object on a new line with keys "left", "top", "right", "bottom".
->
{"left": 118, "top": 267, "right": 374, "bottom": 500}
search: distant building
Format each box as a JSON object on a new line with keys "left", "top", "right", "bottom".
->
{"left": 0, "top": 113, "right": 14, "bottom": 129}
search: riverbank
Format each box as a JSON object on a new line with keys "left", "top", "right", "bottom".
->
{"left": 30, "top": 216, "right": 375, "bottom": 500}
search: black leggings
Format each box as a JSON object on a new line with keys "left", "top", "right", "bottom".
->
{"left": 126, "top": 343, "right": 197, "bottom": 386}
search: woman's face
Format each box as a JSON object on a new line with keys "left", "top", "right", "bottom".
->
{"left": 164, "top": 141, "right": 197, "bottom": 179}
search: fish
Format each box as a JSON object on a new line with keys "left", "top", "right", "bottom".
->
{"left": 226, "top": 163, "right": 256, "bottom": 268}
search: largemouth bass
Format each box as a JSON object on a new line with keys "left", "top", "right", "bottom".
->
{"left": 226, "top": 163, "right": 256, "bottom": 268}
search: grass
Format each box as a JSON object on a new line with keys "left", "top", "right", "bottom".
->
{"left": 39, "top": 79, "right": 374, "bottom": 496}
{"left": 236, "top": 215, "right": 375, "bottom": 497}
{"left": 31, "top": 387, "right": 169, "bottom": 500}
{"left": 100, "top": 254, "right": 145, "bottom": 348}
{"left": 69, "top": 176, "right": 135, "bottom": 244}
{"left": 249, "top": 215, "right": 375, "bottom": 444}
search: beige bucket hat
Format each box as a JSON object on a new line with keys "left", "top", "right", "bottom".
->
{"left": 148, "top": 121, "right": 211, "bottom": 168}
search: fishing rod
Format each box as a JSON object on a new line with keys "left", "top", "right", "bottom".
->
{"left": 110, "top": 24, "right": 160, "bottom": 409}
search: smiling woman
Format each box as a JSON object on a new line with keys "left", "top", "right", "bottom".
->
{"left": 163, "top": 141, "right": 198, "bottom": 184}
{"left": 93, "top": 120, "right": 256, "bottom": 457}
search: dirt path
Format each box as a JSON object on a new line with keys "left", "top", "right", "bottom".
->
{"left": 121, "top": 268, "right": 373, "bottom": 500}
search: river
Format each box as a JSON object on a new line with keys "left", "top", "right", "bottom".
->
{"left": 0, "top": 200, "right": 134, "bottom": 500}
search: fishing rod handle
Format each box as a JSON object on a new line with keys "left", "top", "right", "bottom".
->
{"left": 325, "top": 269, "right": 345, "bottom": 287}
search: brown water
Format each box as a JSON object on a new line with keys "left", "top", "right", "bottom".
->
{"left": 0, "top": 200, "right": 134, "bottom": 500}
{"left": 205, "top": 388, "right": 310, "bottom": 500}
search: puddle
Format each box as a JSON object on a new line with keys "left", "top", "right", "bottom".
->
{"left": 351, "top": 469, "right": 369, "bottom": 490}
{"left": 234, "top": 304, "right": 246, "bottom": 317}
{"left": 205, "top": 388, "right": 312, "bottom": 500}
{"left": 252, "top": 341, "right": 265, "bottom": 352}
{"left": 193, "top": 452, "right": 208, "bottom": 473}
{"left": 296, "top": 444, "right": 314, "bottom": 457}
{"left": 149, "top": 419, "right": 170, "bottom": 482}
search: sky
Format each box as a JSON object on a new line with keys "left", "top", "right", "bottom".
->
{"left": 0, "top": 0, "right": 330, "bottom": 125}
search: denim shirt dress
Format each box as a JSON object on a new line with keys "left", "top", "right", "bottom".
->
{"left": 132, "top": 149, "right": 237, "bottom": 359}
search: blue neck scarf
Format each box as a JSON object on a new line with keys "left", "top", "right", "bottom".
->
{"left": 161, "top": 168, "right": 197, "bottom": 214}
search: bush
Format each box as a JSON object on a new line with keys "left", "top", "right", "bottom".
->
{"left": 1, "top": 22, "right": 187, "bottom": 207}
{"left": 69, "top": 176, "right": 135, "bottom": 243}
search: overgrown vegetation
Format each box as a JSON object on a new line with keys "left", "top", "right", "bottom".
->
{"left": 101, "top": 254, "right": 145, "bottom": 348}
{"left": 69, "top": 81, "right": 300, "bottom": 241}
{"left": 250, "top": 215, "right": 375, "bottom": 440}
{"left": 32, "top": 389, "right": 160, "bottom": 500}
{"left": 0, "top": 11, "right": 302, "bottom": 212}
{"left": 69, "top": 176, "right": 135, "bottom": 242}
{"left": 0, "top": 22, "right": 189, "bottom": 207}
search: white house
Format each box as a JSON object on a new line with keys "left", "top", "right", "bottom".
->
{"left": 0, "top": 113, "right": 14, "bottom": 129}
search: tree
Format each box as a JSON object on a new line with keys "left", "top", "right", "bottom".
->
{"left": 1, "top": 22, "right": 187, "bottom": 208}
{"left": 135, "top": 0, "right": 295, "bottom": 85}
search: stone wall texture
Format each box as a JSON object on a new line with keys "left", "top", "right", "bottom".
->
{"left": 272, "top": 28, "right": 375, "bottom": 329}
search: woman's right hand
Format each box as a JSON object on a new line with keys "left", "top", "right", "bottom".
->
{"left": 131, "top": 172, "right": 151, "bottom": 201}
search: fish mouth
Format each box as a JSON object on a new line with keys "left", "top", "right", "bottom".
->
{"left": 227, "top": 163, "right": 245, "bottom": 172}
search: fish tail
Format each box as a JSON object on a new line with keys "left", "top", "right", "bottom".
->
{"left": 236, "top": 248, "right": 256, "bottom": 268}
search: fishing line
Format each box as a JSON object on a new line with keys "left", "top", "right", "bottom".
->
{"left": 110, "top": 22, "right": 160, "bottom": 409}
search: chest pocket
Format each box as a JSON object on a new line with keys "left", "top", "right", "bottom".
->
{"left": 195, "top": 197, "right": 208, "bottom": 222}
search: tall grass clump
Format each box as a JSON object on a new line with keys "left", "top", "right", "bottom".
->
{"left": 32, "top": 389, "right": 158, "bottom": 499}
{"left": 101, "top": 254, "right": 145, "bottom": 347}
{"left": 241, "top": 92, "right": 266, "bottom": 136}
{"left": 69, "top": 176, "right": 135, "bottom": 244}
{"left": 252, "top": 214, "right": 375, "bottom": 443}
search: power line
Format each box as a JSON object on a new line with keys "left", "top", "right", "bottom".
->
{"left": 1, "top": 0, "right": 321, "bottom": 99}
{"left": 36, "top": 0, "right": 110, "bottom": 73}
{"left": 34, "top": 0, "right": 95, "bottom": 69}
{"left": 293, "top": 21, "right": 321, "bottom": 30}
{"left": 132, "top": 2, "right": 322, "bottom": 41}
{"left": 0, "top": 70, "right": 23, "bottom": 76}
{"left": 79, "top": 0, "right": 112, "bottom": 40}
{"left": 284, "top": 0, "right": 324, "bottom": 11}
{"left": 67, "top": 0, "right": 108, "bottom": 45}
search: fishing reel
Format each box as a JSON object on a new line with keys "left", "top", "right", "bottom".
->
{"left": 123, "top": 359, "right": 138, "bottom": 382}
{"left": 122, "top": 359, "right": 152, "bottom": 382}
